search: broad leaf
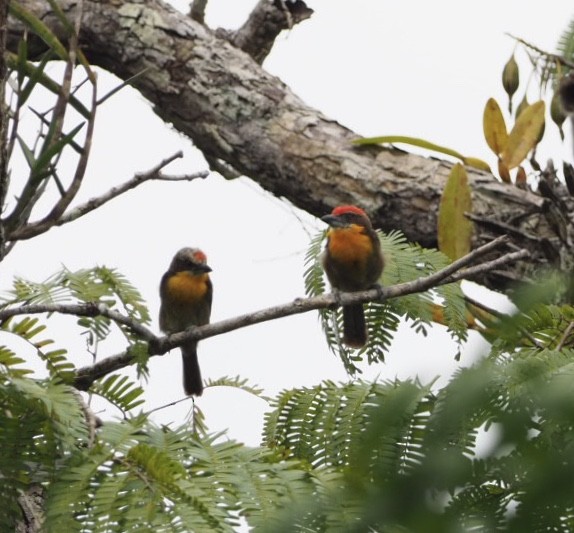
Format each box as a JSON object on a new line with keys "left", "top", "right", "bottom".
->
{"left": 438, "top": 163, "right": 473, "bottom": 261}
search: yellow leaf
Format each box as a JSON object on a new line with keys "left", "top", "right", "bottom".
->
{"left": 483, "top": 98, "right": 508, "bottom": 155}
{"left": 501, "top": 100, "right": 545, "bottom": 169}
{"left": 438, "top": 163, "right": 473, "bottom": 261}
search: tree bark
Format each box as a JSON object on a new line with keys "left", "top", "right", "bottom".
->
{"left": 7, "top": 0, "right": 574, "bottom": 293}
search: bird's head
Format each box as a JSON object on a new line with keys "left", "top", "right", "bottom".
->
{"left": 321, "top": 205, "right": 373, "bottom": 229}
{"left": 169, "top": 247, "right": 212, "bottom": 274}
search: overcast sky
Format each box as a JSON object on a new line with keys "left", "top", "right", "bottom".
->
{"left": 4, "top": 1, "right": 573, "bottom": 446}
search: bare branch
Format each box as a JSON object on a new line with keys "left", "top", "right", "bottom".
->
{"left": 227, "top": 0, "right": 313, "bottom": 64}
{"left": 72, "top": 239, "right": 526, "bottom": 390}
{"left": 8, "top": 152, "right": 208, "bottom": 240}
{"left": 0, "top": 301, "right": 156, "bottom": 342}
{"left": 0, "top": 236, "right": 527, "bottom": 390}
{"left": 188, "top": 0, "right": 208, "bottom": 24}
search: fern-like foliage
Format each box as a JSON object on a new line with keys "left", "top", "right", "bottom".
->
{"left": 1, "top": 265, "right": 152, "bottom": 380}
{"left": 304, "top": 229, "right": 468, "bottom": 373}
{"left": 42, "top": 415, "right": 311, "bottom": 532}
{"left": 557, "top": 14, "right": 574, "bottom": 66}
{"left": 259, "top": 304, "right": 574, "bottom": 532}
{"left": 1, "top": 315, "right": 75, "bottom": 381}
{"left": 64, "top": 266, "right": 151, "bottom": 344}
{"left": 0, "top": 355, "right": 89, "bottom": 532}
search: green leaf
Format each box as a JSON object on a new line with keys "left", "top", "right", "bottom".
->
{"left": 5, "top": 52, "right": 91, "bottom": 118}
{"left": 438, "top": 163, "right": 473, "bottom": 261}
{"left": 8, "top": 3, "right": 69, "bottom": 61}
{"left": 31, "top": 122, "right": 85, "bottom": 180}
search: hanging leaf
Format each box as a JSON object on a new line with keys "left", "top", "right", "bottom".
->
{"left": 500, "top": 100, "right": 545, "bottom": 169}
{"left": 483, "top": 98, "right": 508, "bottom": 156}
{"left": 438, "top": 163, "right": 473, "bottom": 261}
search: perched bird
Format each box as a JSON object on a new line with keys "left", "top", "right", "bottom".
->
{"left": 321, "top": 205, "right": 384, "bottom": 348}
{"left": 159, "top": 247, "right": 213, "bottom": 396}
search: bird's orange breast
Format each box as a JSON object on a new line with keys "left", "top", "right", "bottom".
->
{"left": 327, "top": 225, "right": 374, "bottom": 265}
{"left": 165, "top": 271, "right": 210, "bottom": 304}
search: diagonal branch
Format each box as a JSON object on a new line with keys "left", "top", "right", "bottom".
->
{"left": 7, "top": 152, "right": 208, "bottom": 240}
{"left": 79, "top": 239, "right": 527, "bottom": 389}
{"left": 0, "top": 236, "right": 528, "bottom": 390}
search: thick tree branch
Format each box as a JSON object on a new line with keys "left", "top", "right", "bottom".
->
{"left": 225, "top": 0, "right": 313, "bottom": 64}
{"left": 188, "top": 0, "right": 207, "bottom": 24}
{"left": 7, "top": 0, "right": 572, "bottom": 294}
{"left": 0, "top": 236, "right": 526, "bottom": 390}
{"left": 7, "top": 152, "right": 208, "bottom": 240}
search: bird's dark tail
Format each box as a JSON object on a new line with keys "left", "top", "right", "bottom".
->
{"left": 342, "top": 304, "right": 367, "bottom": 348}
{"left": 182, "top": 341, "right": 203, "bottom": 396}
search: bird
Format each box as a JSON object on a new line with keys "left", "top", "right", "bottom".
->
{"left": 159, "top": 247, "right": 213, "bottom": 396}
{"left": 321, "top": 205, "right": 384, "bottom": 348}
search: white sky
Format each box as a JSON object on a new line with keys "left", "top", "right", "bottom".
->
{"left": 3, "top": 1, "right": 573, "bottom": 446}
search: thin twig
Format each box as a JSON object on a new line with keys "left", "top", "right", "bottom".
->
{"left": 147, "top": 395, "right": 193, "bottom": 414}
{"left": 8, "top": 153, "right": 208, "bottom": 240}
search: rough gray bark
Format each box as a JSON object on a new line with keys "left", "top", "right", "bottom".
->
{"left": 7, "top": 0, "right": 574, "bottom": 293}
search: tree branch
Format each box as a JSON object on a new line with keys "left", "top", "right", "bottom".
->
{"left": 6, "top": 0, "right": 573, "bottom": 293}
{"left": 7, "top": 152, "right": 208, "bottom": 240}
{"left": 0, "top": 236, "right": 520, "bottom": 390}
{"left": 226, "top": 0, "right": 314, "bottom": 64}
{"left": 0, "top": 301, "right": 156, "bottom": 341}
{"left": 188, "top": 0, "right": 207, "bottom": 24}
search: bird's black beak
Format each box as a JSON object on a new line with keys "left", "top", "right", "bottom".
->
{"left": 195, "top": 264, "right": 212, "bottom": 273}
{"left": 321, "top": 214, "right": 347, "bottom": 228}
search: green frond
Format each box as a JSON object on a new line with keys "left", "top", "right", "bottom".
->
{"left": 1, "top": 316, "right": 75, "bottom": 380}
{"left": 90, "top": 266, "right": 151, "bottom": 326}
{"left": 0, "top": 344, "right": 33, "bottom": 377}
{"left": 126, "top": 340, "right": 151, "bottom": 382}
{"left": 90, "top": 374, "right": 145, "bottom": 414}
{"left": 436, "top": 281, "right": 468, "bottom": 343}
{"left": 64, "top": 266, "right": 150, "bottom": 345}
{"left": 557, "top": 14, "right": 574, "bottom": 64}
{"left": 0, "top": 373, "right": 90, "bottom": 530}
{"left": 363, "top": 301, "right": 401, "bottom": 364}
{"left": 263, "top": 380, "right": 431, "bottom": 476}
{"left": 205, "top": 375, "right": 270, "bottom": 400}
{"left": 44, "top": 417, "right": 312, "bottom": 532}
{"left": 304, "top": 229, "right": 469, "bottom": 372}
{"left": 445, "top": 484, "right": 508, "bottom": 532}
{"left": 1, "top": 271, "right": 68, "bottom": 306}
{"left": 303, "top": 229, "right": 328, "bottom": 299}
